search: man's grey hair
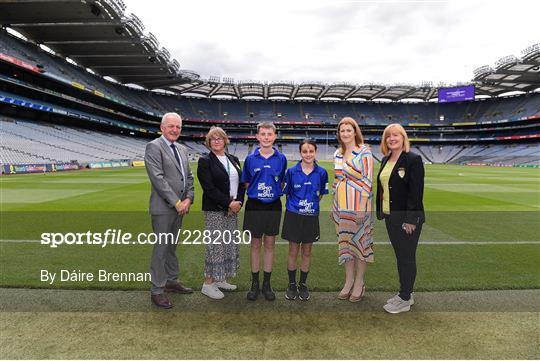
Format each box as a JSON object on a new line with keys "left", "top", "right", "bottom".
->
{"left": 161, "top": 112, "right": 182, "bottom": 125}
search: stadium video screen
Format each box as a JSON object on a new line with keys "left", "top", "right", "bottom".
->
{"left": 438, "top": 85, "right": 475, "bottom": 103}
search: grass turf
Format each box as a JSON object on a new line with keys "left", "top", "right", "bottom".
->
{"left": 1, "top": 288, "right": 539, "bottom": 359}
{"left": 1, "top": 162, "right": 539, "bottom": 360}
{"left": 1, "top": 311, "right": 538, "bottom": 359}
{"left": 1, "top": 163, "right": 539, "bottom": 291}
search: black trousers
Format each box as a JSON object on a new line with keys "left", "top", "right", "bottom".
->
{"left": 385, "top": 219, "right": 423, "bottom": 301}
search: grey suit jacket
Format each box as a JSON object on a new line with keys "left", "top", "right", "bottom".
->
{"left": 144, "top": 137, "right": 195, "bottom": 215}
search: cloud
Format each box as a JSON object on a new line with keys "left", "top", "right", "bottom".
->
{"left": 124, "top": 0, "right": 540, "bottom": 85}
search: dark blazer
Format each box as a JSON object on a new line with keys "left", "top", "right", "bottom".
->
{"left": 197, "top": 152, "right": 245, "bottom": 212}
{"left": 376, "top": 151, "right": 425, "bottom": 225}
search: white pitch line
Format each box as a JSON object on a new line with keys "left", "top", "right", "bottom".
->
{"left": 0, "top": 239, "right": 539, "bottom": 245}
{"left": 279, "top": 241, "right": 540, "bottom": 245}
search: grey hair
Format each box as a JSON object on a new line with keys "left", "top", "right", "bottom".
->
{"left": 161, "top": 112, "right": 182, "bottom": 125}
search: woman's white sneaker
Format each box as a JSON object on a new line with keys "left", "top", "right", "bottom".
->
{"left": 387, "top": 293, "right": 414, "bottom": 305}
{"left": 201, "top": 283, "right": 225, "bottom": 299}
{"left": 383, "top": 297, "right": 411, "bottom": 314}
{"left": 215, "top": 281, "right": 237, "bottom": 291}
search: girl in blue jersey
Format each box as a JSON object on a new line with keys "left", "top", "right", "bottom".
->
{"left": 282, "top": 139, "right": 329, "bottom": 301}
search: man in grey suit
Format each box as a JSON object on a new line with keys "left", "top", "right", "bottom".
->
{"left": 145, "top": 112, "right": 194, "bottom": 309}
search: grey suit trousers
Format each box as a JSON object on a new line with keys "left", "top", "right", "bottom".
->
{"left": 150, "top": 213, "right": 183, "bottom": 295}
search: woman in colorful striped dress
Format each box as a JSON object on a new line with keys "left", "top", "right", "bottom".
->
{"left": 332, "top": 117, "right": 374, "bottom": 302}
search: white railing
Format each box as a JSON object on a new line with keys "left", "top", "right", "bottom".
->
{"left": 473, "top": 65, "right": 493, "bottom": 78}
{"left": 495, "top": 55, "right": 519, "bottom": 70}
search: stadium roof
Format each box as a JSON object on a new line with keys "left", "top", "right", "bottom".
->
{"left": 0, "top": 0, "right": 199, "bottom": 88}
{"left": 473, "top": 44, "right": 540, "bottom": 97}
{"left": 0, "top": 0, "right": 538, "bottom": 100}
{"left": 167, "top": 43, "right": 539, "bottom": 100}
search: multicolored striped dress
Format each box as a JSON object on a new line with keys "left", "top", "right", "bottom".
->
{"left": 332, "top": 145, "right": 374, "bottom": 264}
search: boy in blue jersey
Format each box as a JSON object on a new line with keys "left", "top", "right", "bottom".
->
{"left": 281, "top": 139, "right": 329, "bottom": 301}
{"left": 241, "top": 122, "right": 287, "bottom": 301}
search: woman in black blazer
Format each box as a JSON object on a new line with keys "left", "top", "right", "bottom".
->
{"left": 376, "top": 123, "right": 425, "bottom": 314}
{"left": 197, "top": 126, "right": 245, "bottom": 300}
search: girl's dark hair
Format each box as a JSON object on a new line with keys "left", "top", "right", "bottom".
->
{"left": 299, "top": 138, "right": 317, "bottom": 152}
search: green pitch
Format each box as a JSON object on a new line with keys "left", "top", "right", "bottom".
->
{"left": 1, "top": 162, "right": 538, "bottom": 291}
{"left": 1, "top": 162, "right": 539, "bottom": 359}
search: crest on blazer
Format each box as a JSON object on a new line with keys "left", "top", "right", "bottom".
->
{"left": 398, "top": 167, "right": 406, "bottom": 178}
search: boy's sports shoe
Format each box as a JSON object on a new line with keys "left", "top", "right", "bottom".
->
{"left": 298, "top": 283, "right": 310, "bottom": 301}
{"left": 285, "top": 283, "right": 299, "bottom": 300}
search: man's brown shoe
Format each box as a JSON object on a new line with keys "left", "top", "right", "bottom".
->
{"left": 165, "top": 282, "right": 193, "bottom": 294}
{"left": 151, "top": 293, "right": 173, "bottom": 309}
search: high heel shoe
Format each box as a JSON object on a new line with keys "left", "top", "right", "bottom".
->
{"left": 337, "top": 286, "right": 352, "bottom": 300}
{"left": 349, "top": 284, "right": 365, "bottom": 303}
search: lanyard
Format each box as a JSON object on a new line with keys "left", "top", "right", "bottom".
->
{"left": 219, "top": 155, "right": 231, "bottom": 176}
{"left": 225, "top": 157, "right": 230, "bottom": 176}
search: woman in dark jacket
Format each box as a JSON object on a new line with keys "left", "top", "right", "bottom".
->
{"left": 197, "top": 126, "right": 245, "bottom": 299}
{"left": 376, "top": 123, "right": 425, "bottom": 314}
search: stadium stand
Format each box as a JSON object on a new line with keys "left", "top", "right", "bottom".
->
{"left": 2, "top": 114, "right": 538, "bottom": 166}
{"left": 0, "top": 117, "right": 147, "bottom": 163}
{"left": 231, "top": 143, "right": 251, "bottom": 160}
{"left": 2, "top": 29, "right": 539, "bottom": 124}
{"left": 0, "top": 29, "right": 162, "bottom": 115}
{"left": 0, "top": 19, "right": 538, "bottom": 170}
{"left": 449, "top": 144, "right": 540, "bottom": 165}
{"left": 247, "top": 101, "right": 275, "bottom": 120}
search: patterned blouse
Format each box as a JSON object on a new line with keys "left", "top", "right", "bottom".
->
{"left": 333, "top": 144, "right": 373, "bottom": 211}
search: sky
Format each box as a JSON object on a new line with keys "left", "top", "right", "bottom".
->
{"left": 123, "top": 0, "right": 539, "bottom": 86}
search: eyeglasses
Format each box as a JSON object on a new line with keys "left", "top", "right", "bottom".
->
{"left": 210, "top": 138, "right": 225, "bottom": 142}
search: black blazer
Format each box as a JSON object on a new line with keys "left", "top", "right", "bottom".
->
{"left": 197, "top": 152, "right": 245, "bottom": 212}
{"left": 376, "top": 151, "right": 425, "bottom": 225}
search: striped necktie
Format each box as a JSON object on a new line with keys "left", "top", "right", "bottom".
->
{"left": 170, "top": 143, "right": 185, "bottom": 183}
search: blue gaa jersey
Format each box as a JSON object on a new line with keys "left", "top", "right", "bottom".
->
{"left": 241, "top": 147, "right": 287, "bottom": 203}
{"left": 283, "top": 161, "right": 329, "bottom": 216}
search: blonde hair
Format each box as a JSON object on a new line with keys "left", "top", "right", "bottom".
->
{"left": 257, "top": 121, "right": 276, "bottom": 134}
{"left": 337, "top": 117, "right": 364, "bottom": 154}
{"left": 204, "top": 126, "right": 230, "bottom": 149}
{"left": 380, "top": 123, "right": 410, "bottom": 156}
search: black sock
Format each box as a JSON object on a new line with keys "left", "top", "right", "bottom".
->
{"left": 300, "top": 270, "right": 309, "bottom": 285}
{"left": 288, "top": 269, "right": 297, "bottom": 284}
{"left": 251, "top": 271, "right": 259, "bottom": 283}
{"left": 263, "top": 271, "right": 271, "bottom": 284}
